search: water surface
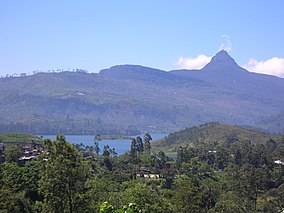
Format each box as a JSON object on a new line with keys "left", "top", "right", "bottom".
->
{"left": 39, "top": 133, "right": 167, "bottom": 155}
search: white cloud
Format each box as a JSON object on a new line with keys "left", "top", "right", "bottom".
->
{"left": 176, "top": 34, "right": 231, "bottom": 69}
{"left": 177, "top": 54, "right": 212, "bottom": 69}
{"left": 243, "top": 57, "right": 284, "bottom": 78}
{"left": 218, "top": 34, "right": 232, "bottom": 52}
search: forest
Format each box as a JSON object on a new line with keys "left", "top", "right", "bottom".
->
{"left": 0, "top": 130, "right": 284, "bottom": 212}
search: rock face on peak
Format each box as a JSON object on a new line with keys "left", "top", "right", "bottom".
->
{"left": 206, "top": 50, "right": 238, "bottom": 68}
{"left": 0, "top": 51, "right": 284, "bottom": 134}
{"left": 211, "top": 50, "right": 236, "bottom": 63}
{"left": 201, "top": 50, "right": 247, "bottom": 75}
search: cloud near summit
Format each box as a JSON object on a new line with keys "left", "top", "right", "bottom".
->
{"left": 177, "top": 54, "right": 212, "bottom": 69}
{"left": 243, "top": 57, "right": 284, "bottom": 78}
{"left": 176, "top": 54, "right": 284, "bottom": 78}
{"left": 218, "top": 34, "right": 232, "bottom": 52}
{"left": 177, "top": 35, "right": 230, "bottom": 70}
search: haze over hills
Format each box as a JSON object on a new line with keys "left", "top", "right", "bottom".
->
{"left": 0, "top": 50, "right": 283, "bottom": 134}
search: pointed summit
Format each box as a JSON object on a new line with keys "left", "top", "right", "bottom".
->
{"left": 202, "top": 50, "right": 242, "bottom": 73}
{"left": 209, "top": 50, "right": 237, "bottom": 66}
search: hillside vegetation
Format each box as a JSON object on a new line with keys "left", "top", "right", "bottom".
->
{"left": 152, "top": 122, "right": 283, "bottom": 153}
{"left": 0, "top": 132, "right": 42, "bottom": 144}
{"left": 0, "top": 130, "right": 284, "bottom": 212}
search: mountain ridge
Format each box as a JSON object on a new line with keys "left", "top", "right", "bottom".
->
{"left": 0, "top": 51, "right": 283, "bottom": 134}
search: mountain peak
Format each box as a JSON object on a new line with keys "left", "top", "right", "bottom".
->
{"left": 210, "top": 50, "right": 237, "bottom": 65}
{"left": 202, "top": 50, "right": 240, "bottom": 72}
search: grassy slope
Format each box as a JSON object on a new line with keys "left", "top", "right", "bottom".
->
{"left": 0, "top": 132, "right": 42, "bottom": 143}
{"left": 152, "top": 122, "right": 283, "bottom": 153}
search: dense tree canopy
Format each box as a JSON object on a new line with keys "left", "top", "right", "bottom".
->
{"left": 0, "top": 131, "right": 284, "bottom": 212}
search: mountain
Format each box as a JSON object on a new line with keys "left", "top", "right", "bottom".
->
{"left": 0, "top": 51, "right": 283, "bottom": 134}
{"left": 171, "top": 50, "right": 284, "bottom": 105}
{"left": 252, "top": 111, "right": 284, "bottom": 134}
{"left": 152, "top": 122, "right": 283, "bottom": 153}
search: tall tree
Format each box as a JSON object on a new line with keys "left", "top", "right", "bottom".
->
{"left": 39, "top": 135, "right": 91, "bottom": 213}
{"left": 136, "top": 136, "right": 143, "bottom": 154}
{"left": 93, "top": 135, "right": 100, "bottom": 155}
{"left": 94, "top": 140, "right": 100, "bottom": 155}
{"left": 143, "top": 133, "right": 152, "bottom": 155}
{"left": 130, "top": 138, "right": 138, "bottom": 164}
{"left": 172, "top": 178, "right": 203, "bottom": 213}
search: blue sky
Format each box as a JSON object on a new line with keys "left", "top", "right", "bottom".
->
{"left": 0, "top": 1, "right": 284, "bottom": 77}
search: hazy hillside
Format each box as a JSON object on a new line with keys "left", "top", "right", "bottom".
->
{"left": 0, "top": 51, "right": 283, "bottom": 134}
{"left": 152, "top": 122, "right": 283, "bottom": 153}
{"left": 253, "top": 111, "right": 284, "bottom": 134}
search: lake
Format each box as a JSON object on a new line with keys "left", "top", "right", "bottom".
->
{"left": 39, "top": 133, "right": 167, "bottom": 155}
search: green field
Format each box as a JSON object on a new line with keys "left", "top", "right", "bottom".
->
{"left": 0, "top": 132, "right": 42, "bottom": 144}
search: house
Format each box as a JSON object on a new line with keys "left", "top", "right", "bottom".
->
{"left": 136, "top": 167, "right": 151, "bottom": 177}
{"left": 274, "top": 159, "right": 284, "bottom": 166}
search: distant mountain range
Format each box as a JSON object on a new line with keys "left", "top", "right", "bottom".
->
{"left": 0, "top": 50, "right": 283, "bottom": 134}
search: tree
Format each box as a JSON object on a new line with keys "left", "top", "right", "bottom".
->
{"left": 230, "top": 140, "right": 252, "bottom": 166}
{"left": 4, "top": 145, "right": 21, "bottom": 163}
{"left": 130, "top": 138, "right": 138, "bottom": 164}
{"left": 122, "top": 203, "right": 142, "bottom": 213}
{"left": 103, "top": 145, "right": 111, "bottom": 157}
{"left": 143, "top": 133, "right": 152, "bottom": 155}
{"left": 86, "top": 177, "right": 120, "bottom": 211}
{"left": 121, "top": 181, "right": 172, "bottom": 213}
{"left": 39, "top": 135, "right": 91, "bottom": 213}
{"left": 98, "top": 201, "right": 142, "bottom": 213}
{"left": 0, "top": 162, "right": 36, "bottom": 212}
{"left": 136, "top": 136, "right": 143, "bottom": 154}
{"left": 93, "top": 135, "right": 100, "bottom": 155}
{"left": 176, "top": 146, "right": 184, "bottom": 172}
{"left": 0, "top": 162, "right": 24, "bottom": 196}
{"left": 95, "top": 134, "right": 102, "bottom": 141}
{"left": 94, "top": 140, "right": 100, "bottom": 155}
{"left": 176, "top": 146, "right": 192, "bottom": 174}
{"left": 172, "top": 178, "right": 203, "bottom": 213}
{"left": 215, "top": 146, "right": 229, "bottom": 170}
{"left": 210, "top": 200, "right": 245, "bottom": 213}
{"left": 109, "top": 148, "right": 117, "bottom": 158}
{"left": 99, "top": 201, "right": 115, "bottom": 213}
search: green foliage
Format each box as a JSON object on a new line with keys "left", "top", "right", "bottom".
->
{"left": 122, "top": 203, "right": 141, "bottom": 213}
{"left": 0, "top": 130, "right": 284, "bottom": 212}
{"left": 4, "top": 145, "right": 21, "bottom": 162}
{"left": 99, "top": 201, "right": 141, "bottom": 213}
{"left": 0, "top": 132, "right": 42, "bottom": 144}
{"left": 120, "top": 181, "right": 172, "bottom": 213}
{"left": 210, "top": 200, "right": 245, "bottom": 213}
{"left": 171, "top": 178, "right": 203, "bottom": 213}
{"left": 0, "top": 161, "right": 40, "bottom": 212}
{"left": 153, "top": 122, "right": 283, "bottom": 153}
{"left": 85, "top": 177, "right": 121, "bottom": 211}
{"left": 39, "top": 135, "right": 91, "bottom": 213}
{"left": 99, "top": 201, "right": 115, "bottom": 213}
{"left": 143, "top": 133, "right": 152, "bottom": 155}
